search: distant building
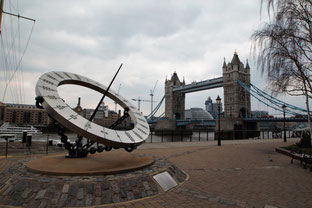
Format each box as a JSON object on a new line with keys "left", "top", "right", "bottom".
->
{"left": 0, "top": 102, "right": 50, "bottom": 126}
{"left": 185, "top": 108, "right": 214, "bottom": 120}
{"left": 73, "top": 98, "right": 130, "bottom": 128}
{"left": 204, "top": 96, "right": 222, "bottom": 119}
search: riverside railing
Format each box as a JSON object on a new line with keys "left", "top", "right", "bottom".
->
{"left": 146, "top": 129, "right": 295, "bottom": 143}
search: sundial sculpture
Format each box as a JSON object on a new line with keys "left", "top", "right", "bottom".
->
{"left": 35, "top": 65, "right": 150, "bottom": 158}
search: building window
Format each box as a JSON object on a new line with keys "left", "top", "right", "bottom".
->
{"left": 38, "top": 112, "right": 42, "bottom": 124}
{"left": 12, "top": 111, "right": 16, "bottom": 123}
{"left": 23, "top": 112, "right": 31, "bottom": 124}
{"left": 0, "top": 107, "right": 4, "bottom": 121}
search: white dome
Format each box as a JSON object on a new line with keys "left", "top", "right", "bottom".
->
{"left": 185, "top": 108, "right": 214, "bottom": 120}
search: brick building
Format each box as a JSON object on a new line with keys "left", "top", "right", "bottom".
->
{"left": 0, "top": 102, "right": 50, "bottom": 126}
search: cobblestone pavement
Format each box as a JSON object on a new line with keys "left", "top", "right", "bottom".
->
{"left": 1, "top": 138, "right": 312, "bottom": 208}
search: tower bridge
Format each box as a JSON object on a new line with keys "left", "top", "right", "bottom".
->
{"left": 159, "top": 52, "right": 258, "bottom": 139}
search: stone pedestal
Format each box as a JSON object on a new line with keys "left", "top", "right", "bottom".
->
{"left": 155, "top": 120, "right": 176, "bottom": 130}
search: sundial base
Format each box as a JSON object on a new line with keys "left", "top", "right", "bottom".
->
{"left": 26, "top": 151, "right": 154, "bottom": 176}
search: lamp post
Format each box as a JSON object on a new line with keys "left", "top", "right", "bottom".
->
{"left": 282, "top": 104, "right": 287, "bottom": 142}
{"left": 216, "top": 96, "right": 221, "bottom": 146}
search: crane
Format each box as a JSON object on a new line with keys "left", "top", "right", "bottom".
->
{"left": 115, "top": 84, "right": 121, "bottom": 112}
{"left": 132, "top": 97, "right": 155, "bottom": 112}
{"left": 150, "top": 80, "right": 158, "bottom": 114}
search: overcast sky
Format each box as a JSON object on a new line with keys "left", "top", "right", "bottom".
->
{"left": 0, "top": 0, "right": 308, "bottom": 117}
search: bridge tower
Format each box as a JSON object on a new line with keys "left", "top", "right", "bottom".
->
{"left": 165, "top": 72, "right": 185, "bottom": 120}
{"left": 219, "top": 52, "right": 258, "bottom": 139}
{"left": 223, "top": 51, "right": 251, "bottom": 118}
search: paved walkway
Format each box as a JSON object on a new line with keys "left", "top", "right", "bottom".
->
{"left": 1, "top": 138, "right": 312, "bottom": 208}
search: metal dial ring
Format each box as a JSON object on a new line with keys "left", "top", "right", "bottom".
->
{"left": 35, "top": 71, "right": 150, "bottom": 148}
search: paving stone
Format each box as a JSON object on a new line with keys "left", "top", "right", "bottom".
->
{"left": 111, "top": 181, "right": 120, "bottom": 193}
{"left": 13, "top": 179, "right": 26, "bottom": 191}
{"left": 58, "top": 193, "right": 68, "bottom": 207}
{"left": 143, "top": 181, "right": 150, "bottom": 191}
{"left": 27, "top": 198, "right": 41, "bottom": 208}
{"left": 77, "top": 187, "right": 84, "bottom": 200}
{"left": 2, "top": 184, "right": 13, "bottom": 195}
{"left": 67, "top": 196, "right": 79, "bottom": 207}
{"left": 62, "top": 183, "right": 70, "bottom": 193}
{"left": 102, "top": 182, "right": 110, "bottom": 190}
{"left": 102, "top": 190, "right": 112, "bottom": 204}
{"left": 38, "top": 200, "right": 47, "bottom": 208}
{"left": 0, "top": 183, "right": 9, "bottom": 194}
{"left": 147, "top": 190, "right": 154, "bottom": 196}
{"left": 8, "top": 192, "right": 24, "bottom": 206}
{"left": 87, "top": 183, "right": 94, "bottom": 194}
{"left": 35, "top": 189, "right": 46, "bottom": 200}
{"left": 112, "top": 194, "right": 121, "bottom": 203}
{"left": 86, "top": 194, "right": 93, "bottom": 206}
{"left": 129, "top": 180, "right": 137, "bottom": 187}
{"left": 208, "top": 197, "right": 219, "bottom": 202}
{"left": 126, "top": 191, "right": 135, "bottom": 200}
{"left": 32, "top": 184, "right": 41, "bottom": 193}
{"left": 139, "top": 187, "right": 147, "bottom": 198}
{"left": 4, "top": 178, "right": 12, "bottom": 186}
{"left": 219, "top": 198, "right": 237, "bottom": 206}
{"left": 69, "top": 184, "right": 78, "bottom": 197}
{"left": 51, "top": 192, "right": 61, "bottom": 205}
{"left": 76, "top": 200, "right": 84, "bottom": 207}
{"left": 120, "top": 188, "right": 127, "bottom": 199}
{"left": 95, "top": 196, "right": 102, "bottom": 205}
{"left": 196, "top": 194, "right": 209, "bottom": 199}
{"left": 95, "top": 184, "right": 101, "bottom": 197}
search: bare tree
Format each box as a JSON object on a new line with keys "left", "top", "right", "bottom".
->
{"left": 252, "top": 0, "right": 312, "bottom": 145}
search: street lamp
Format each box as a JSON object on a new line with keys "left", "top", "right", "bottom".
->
{"left": 282, "top": 104, "right": 287, "bottom": 142}
{"left": 216, "top": 96, "right": 221, "bottom": 146}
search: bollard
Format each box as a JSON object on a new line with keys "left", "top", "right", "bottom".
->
{"left": 181, "top": 131, "right": 183, "bottom": 142}
{"left": 5, "top": 138, "right": 8, "bottom": 158}
{"left": 26, "top": 134, "right": 32, "bottom": 147}
{"left": 161, "top": 131, "right": 164, "bottom": 143}
{"left": 22, "top": 131, "right": 27, "bottom": 143}
{"left": 46, "top": 134, "right": 49, "bottom": 154}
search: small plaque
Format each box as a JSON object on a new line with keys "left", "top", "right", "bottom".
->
{"left": 153, "top": 171, "right": 177, "bottom": 192}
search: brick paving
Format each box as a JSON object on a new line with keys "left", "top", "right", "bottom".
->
{"left": 1, "top": 138, "right": 312, "bottom": 207}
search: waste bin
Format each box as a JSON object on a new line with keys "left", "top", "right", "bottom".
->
{"left": 22, "top": 131, "right": 27, "bottom": 143}
{"left": 26, "top": 134, "right": 32, "bottom": 146}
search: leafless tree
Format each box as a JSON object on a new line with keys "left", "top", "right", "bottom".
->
{"left": 252, "top": 0, "right": 312, "bottom": 145}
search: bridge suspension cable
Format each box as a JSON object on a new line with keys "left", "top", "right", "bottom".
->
{"left": 146, "top": 95, "right": 165, "bottom": 120}
{"left": 237, "top": 80, "right": 309, "bottom": 116}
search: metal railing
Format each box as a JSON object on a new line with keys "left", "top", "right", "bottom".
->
{"left": 146, "top": 129, "right": 295, "bottom": 143}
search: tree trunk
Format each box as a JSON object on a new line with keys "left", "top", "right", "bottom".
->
{"left": 303, "top": 83, "right": 312, "bottom": 146}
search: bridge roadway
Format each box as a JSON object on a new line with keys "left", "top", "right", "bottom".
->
{"left": 175, "top": 117, "right": 308, "bottom": 126}
{"left": 244, "top": 117, "right": 309, "bottom": 122}
{"left": 148, "top": 117, "right": 308, "bottom": 126}
{"left": 172, "top": 77, "right": 223, "bottom": 93}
